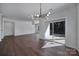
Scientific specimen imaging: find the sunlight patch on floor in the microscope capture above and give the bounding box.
[42,40,65,48]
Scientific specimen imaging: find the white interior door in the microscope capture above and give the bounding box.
[4,21,14,36]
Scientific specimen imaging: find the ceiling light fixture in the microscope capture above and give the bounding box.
[32,3,53,24]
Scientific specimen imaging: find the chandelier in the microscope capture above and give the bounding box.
[32,3,53,24]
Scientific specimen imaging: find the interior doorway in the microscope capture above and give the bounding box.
[4,21,14,37]
[45,18,65,39]
[43,18,65,48]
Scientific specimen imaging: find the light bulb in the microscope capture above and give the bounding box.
[47,14,49,16]
[37,14,39,17]
[48,12,51,15]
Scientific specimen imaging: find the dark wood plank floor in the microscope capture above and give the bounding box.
[0,34,78,56]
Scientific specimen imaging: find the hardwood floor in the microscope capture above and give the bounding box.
[0,34,79,56]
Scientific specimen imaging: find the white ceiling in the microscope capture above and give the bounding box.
[0,3,69,21]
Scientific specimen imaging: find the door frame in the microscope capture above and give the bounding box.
[4,21,15,36]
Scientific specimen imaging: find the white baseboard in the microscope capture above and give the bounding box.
[14,32,35,36]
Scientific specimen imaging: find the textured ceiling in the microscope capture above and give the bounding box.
[0,3,69,21]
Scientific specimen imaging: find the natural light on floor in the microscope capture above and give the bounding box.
[42,40,65,48]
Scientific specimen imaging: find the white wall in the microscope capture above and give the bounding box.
[77,4,79,51]
[0,14,2,41]
[15,21,35,36]
[3,18,35,36]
